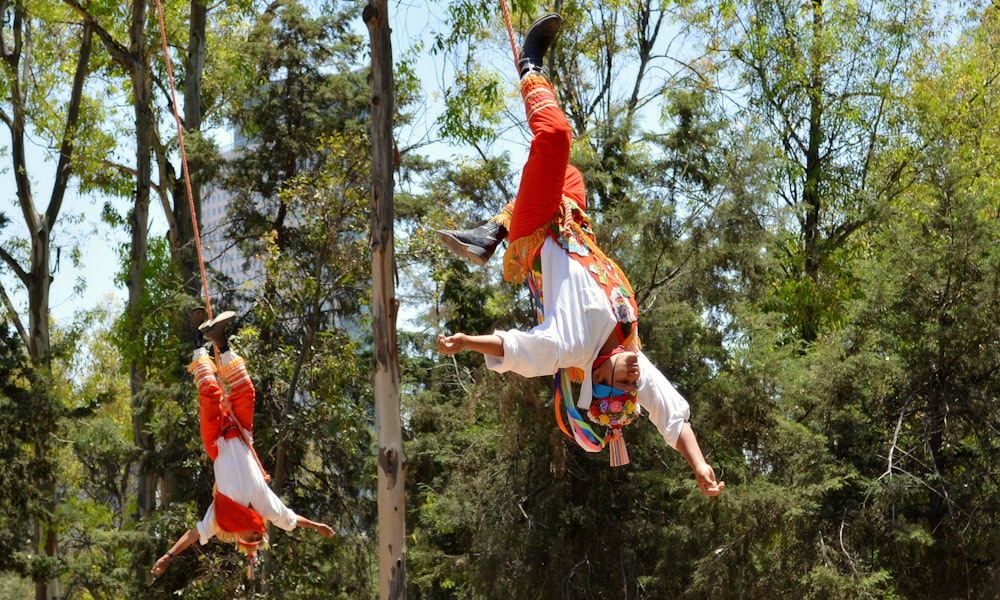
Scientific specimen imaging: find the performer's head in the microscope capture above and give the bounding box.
[591,346,640,395]
[236,530,267,580]
[238,530,264,546]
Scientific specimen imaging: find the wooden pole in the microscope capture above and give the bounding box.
[363,1,406,598]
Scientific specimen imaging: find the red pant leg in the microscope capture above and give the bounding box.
[509,75,576,242]
[220,354,255,436]
[192,357,224,461]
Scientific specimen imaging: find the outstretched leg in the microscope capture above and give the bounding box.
[436,15,585,265]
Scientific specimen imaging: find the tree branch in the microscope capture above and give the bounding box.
[0,281,28,346]
[62,0,134,68]
[46,21,93,227]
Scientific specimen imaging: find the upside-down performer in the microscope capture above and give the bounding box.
[436,14,724,496]
[151,309,334,577]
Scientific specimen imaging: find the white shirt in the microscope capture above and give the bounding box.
[196,435,298,544]
[485,237,690,448]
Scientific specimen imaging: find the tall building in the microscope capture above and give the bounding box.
[198,139,263,301]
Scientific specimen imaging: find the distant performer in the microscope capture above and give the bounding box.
[151,309,334,577]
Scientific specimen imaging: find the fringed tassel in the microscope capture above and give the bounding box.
[607,429,630,467]
[220,353,252,392]
[189,353,217,389]
[503,227,549,283]
[491,202,514,229]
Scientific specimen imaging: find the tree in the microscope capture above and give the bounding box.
[363,0,407,594]
[64,6,161,580]
[0,2,102,596]
[841,5,1000,595]
[682,0,930,344]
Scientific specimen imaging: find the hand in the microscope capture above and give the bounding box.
[315,523,335,538]
[437,333,465,355]
[298,517,336,538]
[694,462,725,497]
[151,554,171,576]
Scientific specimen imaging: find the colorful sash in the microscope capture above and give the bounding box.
[525,262,639,467]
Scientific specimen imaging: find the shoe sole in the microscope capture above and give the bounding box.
[199,310,236,333]
[436,232,489,266]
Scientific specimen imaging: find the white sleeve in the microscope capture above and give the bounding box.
[197,502,218,544]
[250,486,299,532]
[484,238,614,377]
[635,352,690,448]
[484,327,560,377]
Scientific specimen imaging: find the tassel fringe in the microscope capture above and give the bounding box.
[607,429,630,467]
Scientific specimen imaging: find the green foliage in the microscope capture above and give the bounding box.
[8,0,1000,598]
[0,327,51,577]
[0,572,32,600]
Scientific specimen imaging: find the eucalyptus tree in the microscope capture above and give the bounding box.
[0,1,111,597]
[63,1,169,558]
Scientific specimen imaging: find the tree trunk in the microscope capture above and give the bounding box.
[3,9,92,597]
[363,2,406,597]
[801,0,825,345]
[125,0,154,512]
[173,0,207,299]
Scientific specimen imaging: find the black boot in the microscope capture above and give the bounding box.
[190,307,207,348]
[436,221,508,266]
[519,14,562,78]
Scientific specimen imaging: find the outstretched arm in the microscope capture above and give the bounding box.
[437,333,505,357]
[151,528,199,575]
[675,422,725,497]
[296,516,335,538]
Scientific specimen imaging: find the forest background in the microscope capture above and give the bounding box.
[1,0,999,598]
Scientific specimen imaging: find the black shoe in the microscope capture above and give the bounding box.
[519,14,562,77]
[436,221,508,265]
[199,310,235,348]
[190,307,207,348]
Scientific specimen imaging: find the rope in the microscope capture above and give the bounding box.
[152,0,269,483]
[152,1,211,319]
[497,0,520,75]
